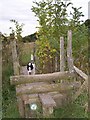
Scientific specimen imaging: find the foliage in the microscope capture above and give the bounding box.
[9,19,24,41]
[31,0,86,73]
[72,24,88,73]
[69,6,84,29]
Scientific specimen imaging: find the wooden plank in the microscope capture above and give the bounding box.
[10,71,75,85]
[60,37,65,72]
[16,82,75,96]
[67,30,74,72]
[39,94,56,117]
[39,94,56,107]
[74,66,88,80]
[73,66,88,101]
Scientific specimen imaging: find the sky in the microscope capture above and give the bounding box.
[0,0,89,37]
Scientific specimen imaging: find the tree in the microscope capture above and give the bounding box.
[69,7,84,30]
[9,19,24,41]
[32,0,86,73]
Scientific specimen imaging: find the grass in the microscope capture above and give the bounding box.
[54,101,88,118]
[2,62,20,118]
[54,90,88,118]
[19,52,31,66]
[3,100,20,118]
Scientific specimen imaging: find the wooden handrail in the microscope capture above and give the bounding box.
[74,66,88,80]
[10,71,75,85]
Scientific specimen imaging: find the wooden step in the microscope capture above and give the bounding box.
[52,93,68,108]
[39,94,56,107]
[39,94,56,117]
[16,82,74,96]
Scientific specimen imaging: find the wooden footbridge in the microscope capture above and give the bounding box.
[10,30,88,118]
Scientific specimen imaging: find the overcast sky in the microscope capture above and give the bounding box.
[0,0,89,37]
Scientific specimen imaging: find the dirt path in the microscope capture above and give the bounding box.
[20,66,28,75]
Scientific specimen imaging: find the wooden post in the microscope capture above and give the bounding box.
[17,96,25,118]
[10,34,20,75]
[67,30,74,73]
[55,56,58,72]
[60,37,65,72]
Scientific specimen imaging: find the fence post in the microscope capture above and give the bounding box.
[55,56,58,72]
[67,30,74,73]
[17,96,25,118]
[60,37,65,72]
[10,34,20,75]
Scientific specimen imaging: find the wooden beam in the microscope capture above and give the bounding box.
[74,66,88,80]
[10,71,75,85]
[73,66,88,101]
[16,82,74,96]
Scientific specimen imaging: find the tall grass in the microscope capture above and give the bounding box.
[2,62,20,118]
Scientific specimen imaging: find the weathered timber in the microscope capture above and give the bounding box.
[39,94,56,107]
[16,82,49,90]
[55,56,58,72]
[16,82,75,96]
[67,30,74,72]
[21,92,64,109]
[23,94,39,104]
[10,71,75,85]
[74,66,88,80]
[73,66,88,101]
[17,96,25,118]
[39,94,56,117]
[60,37,65,72]
[10,36,20,75]
[52,93,67,108]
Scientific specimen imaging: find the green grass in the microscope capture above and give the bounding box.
[54,90,88,118]
[3,101,20,118]
[2,62,19,118]
[54,103,87,118]
[19,52,31,66]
